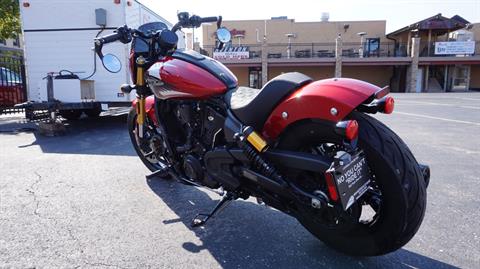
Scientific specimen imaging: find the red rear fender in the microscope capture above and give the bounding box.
[262,78,382,139]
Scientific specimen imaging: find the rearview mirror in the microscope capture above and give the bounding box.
[216,27,231,44]
[102,54,122,73]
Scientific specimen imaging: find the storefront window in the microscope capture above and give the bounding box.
[249,67,262,88]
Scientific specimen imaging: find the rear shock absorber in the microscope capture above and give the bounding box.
[236,126,328,208]
[236,127,284,184]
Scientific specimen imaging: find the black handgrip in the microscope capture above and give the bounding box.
[100,32,121,44]
[200,16,218,23]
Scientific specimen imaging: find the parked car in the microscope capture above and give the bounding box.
[0,67,25,107]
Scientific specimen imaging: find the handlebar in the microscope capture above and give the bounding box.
[171,13,220,32]
[98,32,122,44]
[97,13,219,46]
[94,13,221,59]
[95,25,132,47]
[199,16,218,23]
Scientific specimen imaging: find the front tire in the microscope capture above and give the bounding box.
[277,112,427,256]
[127,107,169,173]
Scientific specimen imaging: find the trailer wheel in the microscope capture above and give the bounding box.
[59,109,82,120]
[84,108,102,118]
[25,108,34,120]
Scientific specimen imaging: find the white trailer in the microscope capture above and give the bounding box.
[19,0,184,118]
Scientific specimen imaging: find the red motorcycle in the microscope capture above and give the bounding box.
[94,12,429,256]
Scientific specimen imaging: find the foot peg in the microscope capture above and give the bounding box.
[191,192,236,227]
[146,166,170,180]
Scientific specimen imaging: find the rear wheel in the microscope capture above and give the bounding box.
[127,107,170,173]
[276,112,427,256]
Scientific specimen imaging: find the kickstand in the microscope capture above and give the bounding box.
[191,192,236,227]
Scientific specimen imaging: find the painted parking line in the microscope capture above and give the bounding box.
[395,111,480,126]
[391,95,480,101]
[399,100,480,110]
[440,145,480,155]
[455,97,480,101]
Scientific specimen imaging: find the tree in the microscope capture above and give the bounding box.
[0,0,21,40]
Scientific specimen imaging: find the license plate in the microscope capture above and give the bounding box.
[328,151,371,210]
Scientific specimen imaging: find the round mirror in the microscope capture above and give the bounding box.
[102,54,122,73]
[216,27,231,43]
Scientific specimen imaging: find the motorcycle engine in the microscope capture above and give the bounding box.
[172,101,225,188]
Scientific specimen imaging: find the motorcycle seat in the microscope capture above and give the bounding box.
[226,72,312,132]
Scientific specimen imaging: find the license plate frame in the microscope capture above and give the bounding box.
[328,151,371,210]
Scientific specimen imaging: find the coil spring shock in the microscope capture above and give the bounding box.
[239,142,284,183]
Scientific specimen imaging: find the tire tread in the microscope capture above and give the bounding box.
[354,112,426,253]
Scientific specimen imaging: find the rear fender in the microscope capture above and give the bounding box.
[132,95,158,126]
[262,78,382,139]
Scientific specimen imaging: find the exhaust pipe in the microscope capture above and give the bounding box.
[241,168,328,209]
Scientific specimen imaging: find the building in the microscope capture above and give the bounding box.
[0,35,23,53]
[201,14,480,92]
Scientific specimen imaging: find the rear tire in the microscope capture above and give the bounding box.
[277,112,427,256]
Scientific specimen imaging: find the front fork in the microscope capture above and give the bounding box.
[135,56,147,138]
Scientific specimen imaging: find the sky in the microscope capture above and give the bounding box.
[139,0,479,43]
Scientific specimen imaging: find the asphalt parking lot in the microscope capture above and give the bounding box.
[1,92,479,269]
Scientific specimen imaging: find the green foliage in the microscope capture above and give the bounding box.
[0,0,21,40]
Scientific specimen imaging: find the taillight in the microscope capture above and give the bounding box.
[335,120,359,141]
[383,96,395,114]
[346,120,359,140]
[324,171,339,201]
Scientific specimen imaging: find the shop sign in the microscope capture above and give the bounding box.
[213,49,250,60]
[434,41,475,55]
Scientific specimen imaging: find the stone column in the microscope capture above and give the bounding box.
[193,42,201,53]
[335,35,343,78]
[424,66,430,92]
[408,37,420,92]
[261,42,268,86]
[406,32,412,56]
[465,65,471,91]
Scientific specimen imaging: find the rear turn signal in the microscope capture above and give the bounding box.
[335,120,359,141]
[383,96,395,114]
[324,171,339,201]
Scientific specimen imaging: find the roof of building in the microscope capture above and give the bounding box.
[387,13,470,37]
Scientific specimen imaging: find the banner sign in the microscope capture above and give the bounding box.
[213,51,250,60]
[434,41,475,55]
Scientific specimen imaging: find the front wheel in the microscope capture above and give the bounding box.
[277,112,427,256]
[127,107,170,173]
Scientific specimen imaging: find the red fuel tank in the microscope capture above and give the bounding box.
[147,53,237,100]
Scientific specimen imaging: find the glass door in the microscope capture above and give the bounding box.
[249,67,262,88]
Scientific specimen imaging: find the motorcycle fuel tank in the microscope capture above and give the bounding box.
[147,50,238,100]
